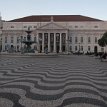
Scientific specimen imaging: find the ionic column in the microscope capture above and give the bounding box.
[42,34,44,53]
[65,33,68,53]
[53,33,56,52]
[48,33,50,52]
[36,33,39,52]
[59,33,62,52]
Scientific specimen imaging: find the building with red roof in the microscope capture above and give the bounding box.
[0,15,107,53]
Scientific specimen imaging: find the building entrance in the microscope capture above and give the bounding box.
[62,45,65,52]
[94,46,98,54]
[50,45,54,52]
[56,45,59,53]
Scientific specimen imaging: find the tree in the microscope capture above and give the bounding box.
[98,32,107,47]
[98,32,107,61]
[98,38,106,47]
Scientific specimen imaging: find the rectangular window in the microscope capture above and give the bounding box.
[56,33,60,42]
[88,46,91,51]
[24,26,27,28]
[75,37,78,43]
[44,33,48,44]
[17,37,20,43]
[24,37,26,41]
[75,46,77,51]
[39,33,42,44]
[75,26,78,28]
[62,33,66,44]
[95,37,97,43]
[81,37,83,43]
[50,33,54,43]
[88,37,91,43]
[81,46,83,51]
[69,46,72,51]
[5,37,7,43]
[94,26,98,28]
[11,37,14,43]
[34,26,37,28]
[69,37,72,43]
[39,33,42,39]
[17,45,19,51]
[11,26,14,28]
[5,45,7,51]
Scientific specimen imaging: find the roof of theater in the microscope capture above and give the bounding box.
[9,15,103,22]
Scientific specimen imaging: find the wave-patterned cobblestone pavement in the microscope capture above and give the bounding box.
[0,55,107,107]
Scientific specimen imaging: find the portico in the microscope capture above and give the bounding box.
[37,22,68,53]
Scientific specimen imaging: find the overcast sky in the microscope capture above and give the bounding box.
[0,0,107,21]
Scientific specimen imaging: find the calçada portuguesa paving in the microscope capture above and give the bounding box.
[0,55,107,107]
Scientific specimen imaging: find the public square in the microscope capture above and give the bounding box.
[0,55,107,107]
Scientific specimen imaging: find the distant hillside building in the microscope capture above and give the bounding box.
[1,15,107,53]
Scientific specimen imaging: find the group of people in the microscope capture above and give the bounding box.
[45,47,48,54]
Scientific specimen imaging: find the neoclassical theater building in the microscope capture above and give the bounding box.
[0,15,107,53]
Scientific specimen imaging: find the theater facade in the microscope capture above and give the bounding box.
[0,15,107,53]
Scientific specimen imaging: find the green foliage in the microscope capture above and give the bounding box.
[98,32,107,47]
[98,38,106,47]
[103,32,107,38]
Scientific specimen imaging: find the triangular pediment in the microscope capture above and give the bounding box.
[37,22,67,30]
